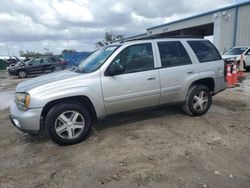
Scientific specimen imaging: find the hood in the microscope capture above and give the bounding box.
[221,54,240,60]
[16,70,80,92]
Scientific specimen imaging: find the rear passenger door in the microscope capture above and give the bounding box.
[156,40,198,104]
[42,58,53,73]
[244,49,250,66]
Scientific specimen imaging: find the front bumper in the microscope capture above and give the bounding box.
[9,103,42,134]
[8,69,18,76]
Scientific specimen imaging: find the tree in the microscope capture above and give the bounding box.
[61,49,77,54]
[19,50,43,59]
[95,31,124,48]
[19,50,54,59]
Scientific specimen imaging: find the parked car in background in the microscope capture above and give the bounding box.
[8,56,67,78]
[222,46,250,68]
[49,55,67,68]
[10,38,226,145]
[6,58,18,66]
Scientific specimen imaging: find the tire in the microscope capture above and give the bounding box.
[18,70,27,78]
[27,132,39,136]
[45,102,91,145]
[182,85,212,116]
[51,67,55,72]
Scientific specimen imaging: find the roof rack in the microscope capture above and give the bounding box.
[124,34,203,42]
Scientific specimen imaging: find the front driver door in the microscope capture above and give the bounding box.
[27,59,44,75]
[244,49,250,67]
[42,58,53,73]
[101,43,161,115]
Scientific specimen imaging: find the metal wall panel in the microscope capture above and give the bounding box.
[148,15,213,35]
[215,8,236,52]
[126,2,250,52]
[236,4,250,46]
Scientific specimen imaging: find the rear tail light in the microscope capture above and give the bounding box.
[224,60,227,81]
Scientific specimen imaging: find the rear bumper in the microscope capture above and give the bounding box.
[9,103,42,134]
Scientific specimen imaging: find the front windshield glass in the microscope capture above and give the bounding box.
[77,45,120,73]
[25,59,33,65]
[224,47,247,55]
[16,61,25,66]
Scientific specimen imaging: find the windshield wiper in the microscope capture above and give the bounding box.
[71,66,90,73]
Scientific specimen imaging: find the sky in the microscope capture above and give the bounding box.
[0,0,247,56]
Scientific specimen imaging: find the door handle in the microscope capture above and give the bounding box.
[146,76,156,81]
[186,71,195,75]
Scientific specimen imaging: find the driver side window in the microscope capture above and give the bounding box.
[112,43,154,74]
[246,49,250,55]
[32,59,42,65]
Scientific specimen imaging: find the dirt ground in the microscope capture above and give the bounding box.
[0,71,250,188]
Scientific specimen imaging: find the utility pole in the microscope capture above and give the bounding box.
[7,44,10,56]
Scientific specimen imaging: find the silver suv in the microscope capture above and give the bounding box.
[10,38,226,145]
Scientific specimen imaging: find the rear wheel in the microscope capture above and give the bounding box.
[45,103,91,145]
[51,67,55,72]
[182,85,212,116]
[18,70,27,78]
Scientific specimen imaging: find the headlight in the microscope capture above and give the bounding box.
[15,93,30,111]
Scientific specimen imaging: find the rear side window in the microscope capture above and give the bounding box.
[157,41,192,68]
[43,58,52,64]
[187,40,221,63]
[50,57,57,62]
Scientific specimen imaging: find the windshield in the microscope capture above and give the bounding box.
[16,61,25,66]
[25,59,33,65]
[77,45,120,73]
[224,47,247,55]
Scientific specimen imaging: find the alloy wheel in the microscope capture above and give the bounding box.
[19,71,26,78]
[192,90,208,111]
[55,111,85,139]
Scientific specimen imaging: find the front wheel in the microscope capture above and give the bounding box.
[182,85,212,116]
[45,103,91,145]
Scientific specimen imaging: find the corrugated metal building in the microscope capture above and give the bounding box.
[125,1,250,52]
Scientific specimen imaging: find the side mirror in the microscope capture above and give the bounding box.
[107,63,125,76]
[28,62,32,66]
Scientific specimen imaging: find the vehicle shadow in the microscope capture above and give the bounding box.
[93,104,184,131]
[19,104,184,145]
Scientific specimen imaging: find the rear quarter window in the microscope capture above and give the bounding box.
[187,40,221,63]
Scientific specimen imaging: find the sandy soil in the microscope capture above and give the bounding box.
[0,71,250,188]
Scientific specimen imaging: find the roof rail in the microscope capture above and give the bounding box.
[124,34,203,42]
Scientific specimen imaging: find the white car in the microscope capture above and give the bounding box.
[222,46,250,68]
